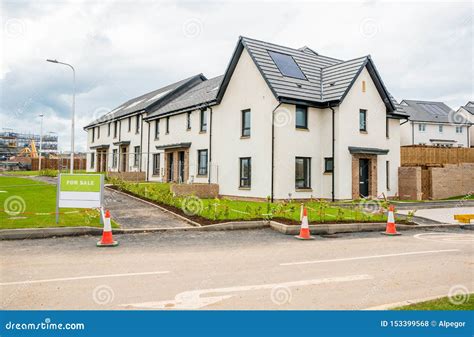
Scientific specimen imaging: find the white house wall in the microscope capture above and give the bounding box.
[212,48,279,199]
[400,121,469,147]
[337,67,400,199]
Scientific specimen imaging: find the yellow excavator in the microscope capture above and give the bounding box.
[17,139,38,158]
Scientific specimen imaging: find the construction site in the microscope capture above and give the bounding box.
[0,130,58,170]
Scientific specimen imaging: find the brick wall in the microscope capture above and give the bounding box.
[171,183,219,198]
[430,163,474,199]
[108,171,146,181]
[398,166,422,200]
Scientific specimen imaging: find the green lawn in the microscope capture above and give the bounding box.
[0,176,115,229]
[442,194,474,200]
[2,170,40,176]
[115,181,387,223]
[2,169,97,177]
[395,295,474,310]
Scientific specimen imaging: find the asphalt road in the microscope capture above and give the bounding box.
[1,228,473,310]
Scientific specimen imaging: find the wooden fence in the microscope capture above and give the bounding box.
[31,158,87,171]
[401,146,474,166]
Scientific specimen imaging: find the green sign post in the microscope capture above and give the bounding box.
[56,174,104,223]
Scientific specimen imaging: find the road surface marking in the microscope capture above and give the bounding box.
[280,249,459,266]
[414,233,474,243]
[0,271,170,286]
[122,274,372,309]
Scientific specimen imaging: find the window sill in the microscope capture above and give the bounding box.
[296,127,309,131]
[240,135,250,139]
[199,131,207,134]
[360,130,368,134]
[154,137,159,141]
[196,174,208,178]
[186,128,191,131]
[323,171,333,175]
[295,188,312,192]
[239,187,251,190]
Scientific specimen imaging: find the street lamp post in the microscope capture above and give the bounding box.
[46,59,75,174]
[38,114,44,171]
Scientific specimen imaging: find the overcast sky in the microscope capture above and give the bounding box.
[1,0,472,152]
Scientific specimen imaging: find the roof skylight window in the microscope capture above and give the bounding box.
[268,50,306,80]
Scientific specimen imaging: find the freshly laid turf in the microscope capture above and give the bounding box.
[0,176,115,229]
[395,295,474,310]
[113,181,387,224]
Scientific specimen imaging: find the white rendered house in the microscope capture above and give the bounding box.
[456,101,474,147]
[399,100,471,148]
[85,36,407,200]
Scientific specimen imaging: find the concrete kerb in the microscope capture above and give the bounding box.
[2,220,469,240]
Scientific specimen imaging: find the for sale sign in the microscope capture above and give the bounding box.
[56,174,104,222]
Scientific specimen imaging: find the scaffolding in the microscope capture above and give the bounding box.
[0,130,58,159]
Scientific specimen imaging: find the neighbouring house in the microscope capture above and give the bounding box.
[399,100,471,148]
[457,101,474,147]
[84,36,408,200]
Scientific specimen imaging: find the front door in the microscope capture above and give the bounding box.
[167,153,174,182]
[178,151,185,183]
[121,146,128,172]
[359,158,370,197]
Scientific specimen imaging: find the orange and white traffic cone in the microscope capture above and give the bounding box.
[295,207,315,240]
[97,210,119,247]
[382,205,401,236]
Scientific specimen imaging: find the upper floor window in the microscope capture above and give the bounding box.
[135,115,140,133]
[359,109,367,132]
[128,117,131,132]
[241,109,251,137]
[91,128,95,143]
[386,118,390,138]
[113,121,118,138]
[362,80,366,93]
[97,126,100,139]
[456,126,463,134]
[187,112,191,130]
[418,123,426,132]
[166,117,170,134]
[108,123,111,137]
[439,125,443,133]
[296,105,308,129]
[155,119,160,139]
[200,109,207,132]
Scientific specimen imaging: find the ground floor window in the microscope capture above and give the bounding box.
[239,157,251,188]
[197,149,208,176]
[133,146,140,167]
[153,153,160,175]
[295,157,311,189]
[90,152,95,168]
[324,157,333,173]
[112,149,118,168]
[386,160,390,190]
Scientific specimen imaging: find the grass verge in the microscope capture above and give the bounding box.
[110,180,390,225]
[395,295,474,310]
[0,176,117,229]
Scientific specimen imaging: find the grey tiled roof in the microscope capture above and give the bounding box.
[460,102,474,115]
[84,74,205,128]
[146,75,224,118]
[399,100,458,123]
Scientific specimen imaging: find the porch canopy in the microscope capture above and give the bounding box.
[155,142,191,150]
[348,146,389,155]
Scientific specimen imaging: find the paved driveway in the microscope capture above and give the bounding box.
[398,207,474,225]
[103,188,192,229]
